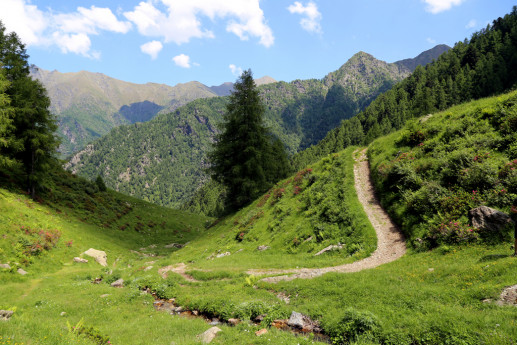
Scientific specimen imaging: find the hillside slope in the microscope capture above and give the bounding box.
[369,90,517,247]
[66,47,447,209]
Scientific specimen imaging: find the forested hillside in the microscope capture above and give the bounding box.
[66,48,446,209]
[31,67,225,157]
[293,8,517,169]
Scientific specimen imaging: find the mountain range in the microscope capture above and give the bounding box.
[64,45,450,209]
[30,66,276,156]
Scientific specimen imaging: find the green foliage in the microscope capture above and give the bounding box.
[68,50,422,213]
[0,20,60,198]
[324,308,381,345]
[209,69,290,209]
[369,90,517,247]
[293,7,517,169]
[95,175,107,192]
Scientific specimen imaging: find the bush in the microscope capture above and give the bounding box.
[325,308,381,345]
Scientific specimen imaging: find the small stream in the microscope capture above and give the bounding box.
[148,290,331,343]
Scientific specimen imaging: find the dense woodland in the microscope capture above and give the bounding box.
[293,7,517,169]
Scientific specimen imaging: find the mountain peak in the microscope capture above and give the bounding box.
[394,44,451,72]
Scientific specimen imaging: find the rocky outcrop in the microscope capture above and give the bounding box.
[468,206,513,232]
[314,244,344,256]
[84,248,108,266]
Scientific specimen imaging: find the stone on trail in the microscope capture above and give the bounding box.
[83,248,108,266]
[111,278,124,288]
[468,206,512,232]
[0,310,13,321]
[73,257,88,263]
[198,326,222,343]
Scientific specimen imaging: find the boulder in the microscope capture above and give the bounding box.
[198,326,222,343]
[73,257,88,263]
[0,263,10,269]
[0,310,13,321]
[255,328,268,336]
[84,248,107,266]
[496,284,517,306]
[227,318,240,326]
[17,268,27,275]
[110,278,124,288]
[287,311,318,331]
[314,244,344,256]
[469,206,512,232]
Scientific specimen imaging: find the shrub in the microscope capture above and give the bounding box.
[427,220,479,245]
[325,308,381,345]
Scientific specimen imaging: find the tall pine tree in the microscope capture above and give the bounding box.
[0,21,59,197]
[209,69,288,209]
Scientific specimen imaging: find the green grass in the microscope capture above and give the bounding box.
[171,146,377,270]
[368,90,517,248]
[2,128,517,344]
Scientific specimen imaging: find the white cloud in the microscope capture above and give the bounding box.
[173,54,192,68]
[287,1,322,34]
[466,19,477,29]
[141,40,163,59]
[0,0,48,45]
[54,6,131,35]
[229,64,243,77]
[427,37,437,44]
[124,0,274,47]
[423,0,464,14]
[0,0,130,58]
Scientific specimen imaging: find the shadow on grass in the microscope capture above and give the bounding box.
[478,254,511,262]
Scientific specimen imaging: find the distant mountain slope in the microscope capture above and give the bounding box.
[66,46,448,209]
[394,44,451,72]
[30,68,218,156]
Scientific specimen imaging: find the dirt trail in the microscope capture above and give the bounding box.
[247,148,406,283]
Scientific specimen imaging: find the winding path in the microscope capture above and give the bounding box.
[247,148,406,283]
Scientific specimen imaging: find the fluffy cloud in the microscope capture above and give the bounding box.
[124,0,274,47]
[141,40,163,59]
[287,1,322,34]
[423,0,464,14]
[0,0,130,58]
[229,64,243,77]
[0,0,47,45]
[427,37,437,44]
[173,54,192,68]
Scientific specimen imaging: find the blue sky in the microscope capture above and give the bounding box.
[0,0,514,87]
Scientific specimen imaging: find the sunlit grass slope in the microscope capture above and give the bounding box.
[172,147,376,270]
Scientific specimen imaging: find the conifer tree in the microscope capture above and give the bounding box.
[0,21,59,197]
[209,69,288,209]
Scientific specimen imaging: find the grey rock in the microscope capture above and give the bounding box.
[60,311,67,316]
[228,318,240,326]
[164,243,184,249]
[496,284,517,306]
[215,251,230,258]
[83,248,108,266]
[469,206,512,232]
[100,294,110,298]
[17,268,27,275]
[257,245,270,251]
[110,278,124,288]
[198,326,222,343]
[0,310,13,321]
[287,311,305,328]
[73,257,88,263]
[314,244,344,256]
[0,263,10,269]
[143,266,153,271]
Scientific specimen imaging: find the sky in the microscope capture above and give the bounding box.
[0,0,514,87]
